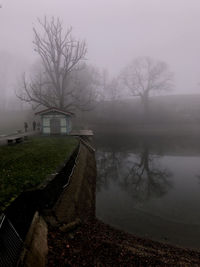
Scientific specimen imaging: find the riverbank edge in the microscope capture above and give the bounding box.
[47,139,200,266]
[48,217,200,266]
[89,122,200,136]
[18,140,96,267]
[18,138,200,266]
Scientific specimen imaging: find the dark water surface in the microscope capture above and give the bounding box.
[95,134,200,249]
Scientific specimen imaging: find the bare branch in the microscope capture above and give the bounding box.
[17,16,94,112]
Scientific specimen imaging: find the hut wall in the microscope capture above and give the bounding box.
[41,112,72,134]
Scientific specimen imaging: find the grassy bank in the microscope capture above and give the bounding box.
[0,136,78,211]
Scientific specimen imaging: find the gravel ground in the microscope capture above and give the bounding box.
[47,218,200,266]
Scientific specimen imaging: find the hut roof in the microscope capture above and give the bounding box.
[35,107,74,116]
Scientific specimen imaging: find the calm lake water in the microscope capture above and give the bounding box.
[95,134,200,249]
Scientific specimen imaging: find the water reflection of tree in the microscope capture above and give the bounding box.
[96,144,172,202]
[96,149,125,192]
[119,145,172,202]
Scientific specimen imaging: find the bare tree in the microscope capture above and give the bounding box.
[105,78,120,102]
[69,64,102,110]
[0,54,8,110]
[121,57,173,118]
[0,51,21,110]
[17,16,93,111]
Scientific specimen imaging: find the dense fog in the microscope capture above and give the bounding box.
[1,0,200,132]
[2,1,200,255]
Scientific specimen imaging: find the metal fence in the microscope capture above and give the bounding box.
[0,214,23,267]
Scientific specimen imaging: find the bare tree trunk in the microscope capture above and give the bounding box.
[141,92,149,122]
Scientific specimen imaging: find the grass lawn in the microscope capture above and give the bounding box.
[0,136,78,212]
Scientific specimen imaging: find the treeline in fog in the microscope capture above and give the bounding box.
[74,94,200,132]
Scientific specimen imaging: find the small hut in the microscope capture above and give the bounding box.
[35,107,74,135]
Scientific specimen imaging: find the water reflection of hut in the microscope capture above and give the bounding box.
[35,107,74,135]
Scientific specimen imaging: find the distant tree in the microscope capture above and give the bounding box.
[0,51,18,110]
[107,78,121,101]
[17,16,97,111]
[99,69,121,102]
[69,63,102,110]
[0,53,8,110]
[121,57,173,118]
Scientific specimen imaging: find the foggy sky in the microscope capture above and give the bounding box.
[0,0,200,94]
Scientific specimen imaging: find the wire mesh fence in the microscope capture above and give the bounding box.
[0,214,23,267]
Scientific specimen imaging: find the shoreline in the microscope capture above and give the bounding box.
[91,123,200,137]
[11,136,199,266]
[47,144,200,266]
[48,217,200,266]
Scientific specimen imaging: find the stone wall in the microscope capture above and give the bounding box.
[52,141,96,224]
[18,140,96,267]
[18,212,48,267]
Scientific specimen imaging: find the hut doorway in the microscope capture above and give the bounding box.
[50,118,60,134]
